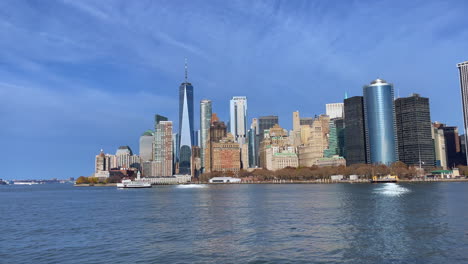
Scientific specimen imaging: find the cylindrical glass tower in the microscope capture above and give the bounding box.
[363,79,398,165]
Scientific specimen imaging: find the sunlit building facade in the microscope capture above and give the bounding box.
[230,96,248,143]
[154,121,173,176]
[458,61,468,165]
[200,99,212,173]
[139,130,154,162]
[326,103,344,119]
[363,79,398,165]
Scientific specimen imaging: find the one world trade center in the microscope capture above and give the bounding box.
[178,60,194,175]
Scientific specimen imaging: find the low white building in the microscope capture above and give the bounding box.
[330,175,344,181]
[209,177,242,183]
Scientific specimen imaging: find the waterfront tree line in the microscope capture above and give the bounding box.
[200,162,468,182]
[75,175,123,184]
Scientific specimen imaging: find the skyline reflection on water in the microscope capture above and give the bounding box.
[1,183,467,263]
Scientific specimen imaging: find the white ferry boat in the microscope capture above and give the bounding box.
[13,181,39,185]
[117,179,151,188]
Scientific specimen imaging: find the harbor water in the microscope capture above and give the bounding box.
[1,183,467,263]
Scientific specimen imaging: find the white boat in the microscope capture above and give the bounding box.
[117,179,151,188]
[13,181,39,185]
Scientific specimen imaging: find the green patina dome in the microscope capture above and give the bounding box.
[142,129,154,136]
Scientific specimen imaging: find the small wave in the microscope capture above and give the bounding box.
[176,184,207,189]
[374,183,410,197]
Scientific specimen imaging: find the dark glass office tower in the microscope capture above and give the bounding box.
[344,96,367,165]
[248,128,256,168]
[363,79,398,165]
[255,116,278,167]
[258,116,279,140]
[155,114,168,126]
[395,94,434,168]
[434,123,466,167]
[178,62,194,175]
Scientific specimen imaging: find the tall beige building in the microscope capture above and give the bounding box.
[292,111,302,147]
[293,111,301,132]
[297,115,330,167]
[240,143,249,169]
[432,124,447,169]
[259,124,298,170]
[94,149,119,177]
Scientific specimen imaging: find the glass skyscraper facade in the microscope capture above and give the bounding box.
[395,94,434,168]
[363,79,398,165]
[255,116,278,167]
[200,99,212,173]
[344,96,367,165]
[178,72,194,175]
[324,118,344,158]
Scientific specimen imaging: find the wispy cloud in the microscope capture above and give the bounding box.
[1,0,468,178]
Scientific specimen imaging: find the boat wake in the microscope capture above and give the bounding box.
[176,184,207,189]
[374,183,410,197]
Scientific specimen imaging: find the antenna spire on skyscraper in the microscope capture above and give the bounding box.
[185,58,188,82]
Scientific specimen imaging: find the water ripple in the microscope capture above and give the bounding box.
[1,183,468,263]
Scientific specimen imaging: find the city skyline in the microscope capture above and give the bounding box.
[2,0,468,179]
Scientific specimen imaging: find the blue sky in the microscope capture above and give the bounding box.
[1,0,467,180]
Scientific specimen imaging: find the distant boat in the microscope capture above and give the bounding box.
[117,179,151,188]
[13,181,39,185]
[370,175,399,183]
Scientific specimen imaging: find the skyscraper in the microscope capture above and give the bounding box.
[326,103,344,119]
[324,118,344,158]
[178,60,194,175]
[432,124,447,169]
[116,146,140,169]
[291,111,302,147]
[248,118,258,168]
[395,94,434,168]
[154,121,173,176]
[344,96,367,165]
[210,133,241,173]
[256,116,279,166]
[363,79,398,165]
[139,130,154,162]
[200,99,212,173]
[258,116,279,141]
[292,111,300,132]
[204,113,228,172]
[457,61,468,165]
[297,115,329,167]
[434,122,465,167]
[230,96,248,143]
[155,114,168,126]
